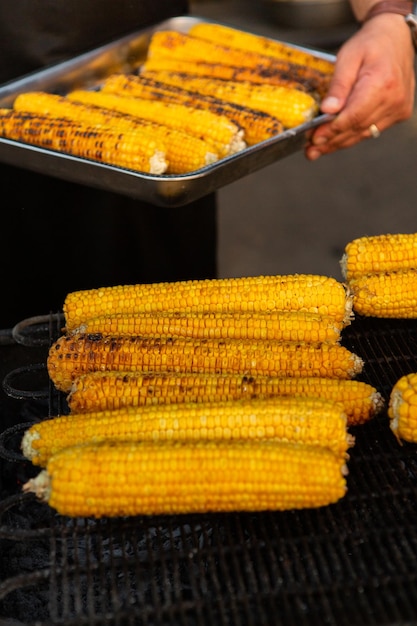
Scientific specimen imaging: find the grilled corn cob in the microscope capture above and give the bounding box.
[388,372,417,442]
[67,89,246,157]
[21,396,353,467]
[63,274,353,331]
[142,56,311,92]
[102,73,284,145]
[67,371,383,426]
[0,108,167,174]
[22,439,348,517]
[47,334,364,393]
[12,92,219,174]
[188,22,335,76]
[341,232,417,280]
[147,29,332,97]
[71,310,344,342]
[349,269,417,318]
[141,70,319,129]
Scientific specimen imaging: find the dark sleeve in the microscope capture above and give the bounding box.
[0,0,189,83]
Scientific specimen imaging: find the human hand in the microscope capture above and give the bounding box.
[305,13,415,160]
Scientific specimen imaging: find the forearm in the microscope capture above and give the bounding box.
[349,1,380,21]
[350,0,415,21]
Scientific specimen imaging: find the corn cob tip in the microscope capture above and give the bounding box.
[21,429,40,461]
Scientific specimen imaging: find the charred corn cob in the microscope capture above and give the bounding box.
[22,439,348,517]
[388,372,417,443]
[12,92,218,174]
[341,232,417,280]
[21,396,353,467]
[102,73,284,145]
[71,310,344,342]
[142,56,311,92]
[67,89,246,157]
[67,371,383,426]
[188,22,335,76]
[141,70,319,129]
[63,274,353,331]
[349,269,417,318]
[147,29,332,97]
[0,108,167,174]
[47,334,364,393]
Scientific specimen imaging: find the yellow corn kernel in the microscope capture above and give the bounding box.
[142,70,319,129]
[68,89,246,157]
[388,372,417,442]
[67,371,383,426]
[102,73,284,146]
[47,334,364,393]
[142,56,310,92]
[0,108,167,174]
[63,274,353,331]
[21,395,353,467]
[72,310,343,342]
[349,270,417,318]
[188,22,335,76]
[22,439,348,517]
[341,232,417,280]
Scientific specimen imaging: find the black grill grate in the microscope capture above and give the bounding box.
[1,315,417,625]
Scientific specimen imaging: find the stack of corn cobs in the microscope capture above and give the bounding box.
[23,271,389,519]
[0,22,335,175]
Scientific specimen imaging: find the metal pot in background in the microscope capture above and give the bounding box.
[261,0,354,29]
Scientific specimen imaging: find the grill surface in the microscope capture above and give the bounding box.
[1,315,417,625]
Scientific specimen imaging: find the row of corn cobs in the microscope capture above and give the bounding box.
[22,270,389,519]
[342,231,417,445]
[0,22,334,175]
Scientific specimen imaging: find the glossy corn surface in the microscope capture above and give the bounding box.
[341,232,417,280]
[72,310,343,342]
[67,371,383,426]
[63,274,353,331]
[388,372,417,442]
[47,334,364,393]
[142,70,319,129]
[23,439,348,517]
[102,73,284,145]
[22,396,352,466]
[68,89,246,157]
[188,22,335,75]
[349,270,417,318]
[0,108,167,174]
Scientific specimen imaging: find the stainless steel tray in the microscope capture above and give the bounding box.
[0,15,335,207]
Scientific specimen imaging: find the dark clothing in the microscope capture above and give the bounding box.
[0,0,217,329]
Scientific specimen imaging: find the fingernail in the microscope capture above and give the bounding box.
[312,136,328,147]
[307,148,322,161]
[321,96,341,113]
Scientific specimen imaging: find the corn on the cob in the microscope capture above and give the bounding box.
[188,22,335,76]
[102,73,284,146]
[71,310,343,342]
[349,269,417,318]
[0,108,167,174]
[67,89,246,157]
[67,371,383,426]
[341,232,417,280]
[63,274,353,332]
[22,439,348,517]
[141,70,319,129]
[147,29,331,97]
[142,56,311,93]
[12,93,219,175]
[388,372,417,443]
[21,396,353,467]
[47,334,364,393]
